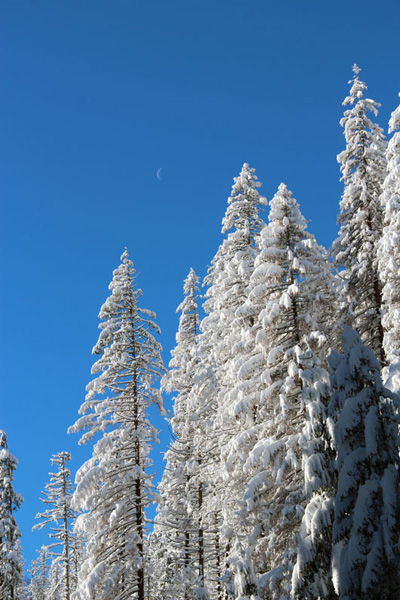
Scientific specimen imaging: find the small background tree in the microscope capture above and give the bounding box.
[154,268,201,599]
[33,451,75,600]
[0,430,24,600]
[29,546,50,600]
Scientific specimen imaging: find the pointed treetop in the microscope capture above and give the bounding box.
[174,267,200,346]
[176,267,200,321]
[116,248,137,281]
[221,162,266,238]
[268,182,308,232]
[338,66,385,184]
[0,430,7,449]
[51,451,72,465]
[182,267,200,298]
[278,181,288,192]
[120,247,134,269]
[107,248,140,299]
[344,64,369,106]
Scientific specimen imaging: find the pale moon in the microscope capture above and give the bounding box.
[156,168,163,180]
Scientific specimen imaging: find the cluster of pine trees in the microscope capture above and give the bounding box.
[2,65,400,600]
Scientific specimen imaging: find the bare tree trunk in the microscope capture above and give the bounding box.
[215,515,223,600]
[198,478,205,586]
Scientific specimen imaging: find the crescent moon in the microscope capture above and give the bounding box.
[156,168,163,180]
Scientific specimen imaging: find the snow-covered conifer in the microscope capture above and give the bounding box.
[29,546,50,600]
[378,95,400,367]
[69,249,165,600]
[191,163,266,597]
[292,350,337,599]
[33,452,75,600]
[203,163,266,322]
[329,326,400,599]
[147,529,177,600]
[69,530,85,596]
[332,65,387,365]
[154,268,201,599]
[0,430,24,600]
[163,268,200,400]
[226,184,332,598]
[47,560,63,600]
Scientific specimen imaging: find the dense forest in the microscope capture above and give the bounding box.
[2,65,400,600]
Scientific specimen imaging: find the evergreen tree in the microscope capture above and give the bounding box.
[378,95,400,367]
[47,560,63,600]
[147,528,178,600]
[329,326,400,599]
[291,350,337,599]
[69,530,85,596]
[226,184,331,599]
[0,430,24,600]
[191,163,266,598]
[69,249,165,600]
[332,65,387,365]
[29,546,50,600]
[154,267,201,599]
[9,540,25,600]
[33,452,75,600]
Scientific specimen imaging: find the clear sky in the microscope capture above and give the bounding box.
[1,0,399,571]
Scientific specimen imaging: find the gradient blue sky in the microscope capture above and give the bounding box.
[1,0,399,570]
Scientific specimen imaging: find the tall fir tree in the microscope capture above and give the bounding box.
[291,350,337,600]
[154,268,201,599]
[225,184,332,599]
[328,327,400,599]
[190,163,266,598]
[332,64,387,365]
[33,452,76,600]
[378,95,400,368]
[69,250,165,600]
[0,430,24,600]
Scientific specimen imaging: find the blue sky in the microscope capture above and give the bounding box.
[1,0,399,570]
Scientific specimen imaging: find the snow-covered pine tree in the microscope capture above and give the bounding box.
[29,546,50,600]
[33,452,75,600]
[190,163,266,598]
[154,268,201,599]
[47,560,63,600]
[329,326,400,599]
[69,530,85,596]
[225,184,332,599]
[332,65,387,365]
[291,350,337,600]
[378,95,400,368]
[0,430,24,600]
[147,528,176,600]
[69,249,165,600]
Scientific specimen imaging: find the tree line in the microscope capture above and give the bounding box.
[1,64,400,600]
